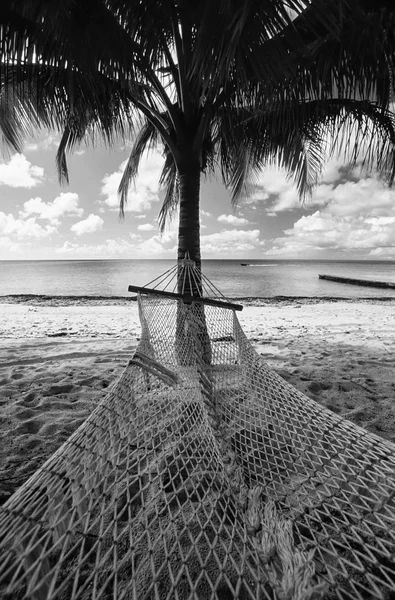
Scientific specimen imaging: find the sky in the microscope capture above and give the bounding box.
[1,129,395,261]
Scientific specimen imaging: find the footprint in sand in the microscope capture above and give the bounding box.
[77,376,98,387]
[23,391,36,403]
[23,438,42,451]
[14,408,36,421]
[43,383,75,396]
[10,372,24,380]
[307,381,333,394]
[338,381,354,392]
[14,418,43,435]
[327,403,341,414]
[39,423,61,436]
[36,399,78,411]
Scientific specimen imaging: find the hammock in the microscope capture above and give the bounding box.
[0,259,395,600]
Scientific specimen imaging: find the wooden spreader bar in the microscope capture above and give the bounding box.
[128,285,243,311]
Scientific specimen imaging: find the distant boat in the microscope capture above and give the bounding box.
[240,263,277,267]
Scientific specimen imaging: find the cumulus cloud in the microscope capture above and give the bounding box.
[0,212,57,240]
[159,229,177,245]
[369,247,395,258]
[137,223,156,231]
[0,235,22,253]
[201,229,264,255]
[24,133,61,153]
[71,214,104,236]
[0,154,44,188]
[242,126,391,215]
[248,167,292,208]
[21,193,83,224]
[24,142,39,152]
[266,176,395,258]
[247,166,330,215]
[101,149,163,213]
[201,210,212,218]
[0,191,85,251]
[56,233,176,258]
[218,214,250,226]
[138,236,174,255]
[322,179,395,218]
[57,239,133,257]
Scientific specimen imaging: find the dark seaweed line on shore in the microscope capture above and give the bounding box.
[0,294,395,307]
[0,294,133,306]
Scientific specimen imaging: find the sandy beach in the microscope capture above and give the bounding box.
[0,297,394,505]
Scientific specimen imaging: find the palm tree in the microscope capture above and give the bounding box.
[1,0,395,297]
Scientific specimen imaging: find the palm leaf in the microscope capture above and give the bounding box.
[118,119,159,216]
[2,0,395,248]
[158,150,179,232]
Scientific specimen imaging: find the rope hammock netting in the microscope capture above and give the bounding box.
[0,257,395,600]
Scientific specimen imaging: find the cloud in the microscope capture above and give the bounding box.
[322,179,395,218]
[0,235,22,253]
[266,176,395,258]
[218,214,250,226]
[369,247,395,258]
[129,233,143,242]
[248,167,292,206]
[0,154,44,188]
[201,229,264,255]
[54,228,178,259]
[24,143,39,152]
[101,149,163,213]
[21,192,83,224]
[242,126,392,215]
[56,233,176,258]
[57,239,134,257]
[137,223,156,231]
[201,210,212,218]
[137,236,174,255]
[24,133,61,153]
[71,214,104,236]
[0,212,57,240]
[158,229,177,244]
[246,166,325,214]
[0,190,83,245]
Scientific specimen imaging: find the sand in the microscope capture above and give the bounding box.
[0,297,394,505]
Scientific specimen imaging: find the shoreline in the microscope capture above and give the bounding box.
[1,293,395,308]
[1,296,395,340]
[1,298,394,503]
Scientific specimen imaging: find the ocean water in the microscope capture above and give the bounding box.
[0,259,395,299]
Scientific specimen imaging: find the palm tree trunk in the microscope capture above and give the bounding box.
[176,160,212,364]
[177,160,202,294]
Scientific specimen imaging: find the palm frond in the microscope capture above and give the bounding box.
[118,119,159,216]
[56,122,90,185]
[215,96,395,209]
[158,151,178,232]
[0,87,36,151]
[2,0,395,237]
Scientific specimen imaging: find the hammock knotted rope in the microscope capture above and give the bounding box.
[0,258,395,600]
